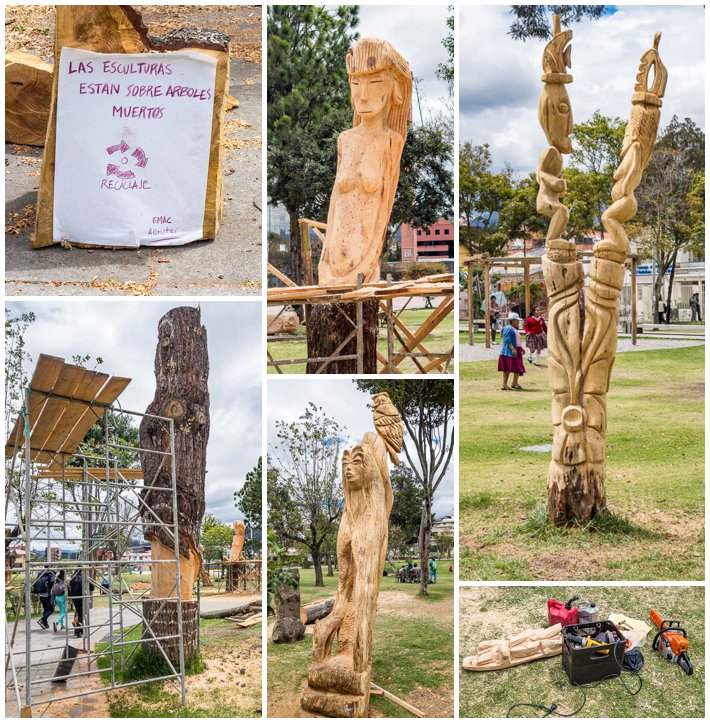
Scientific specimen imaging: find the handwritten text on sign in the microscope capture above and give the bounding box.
[53,47,217,247]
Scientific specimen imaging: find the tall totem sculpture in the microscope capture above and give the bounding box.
[537,16,666,523]
[300,393,403,718]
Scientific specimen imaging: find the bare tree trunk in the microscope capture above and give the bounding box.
[312,546,324,587]
[418,496,432,596]
[272,568,305,644]
[289,210,303,285]
[666,247,679,323]
[140,306,209,664]
[326,551,334,577]
[306,301,378,374]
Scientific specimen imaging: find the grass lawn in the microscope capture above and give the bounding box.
[103,619,261,717]
[268,308,455,374]
[459,586,705,718]
[459,346,705,581]
[267,565,454,717]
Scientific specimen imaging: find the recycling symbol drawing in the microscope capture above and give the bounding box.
[105,140,149,179]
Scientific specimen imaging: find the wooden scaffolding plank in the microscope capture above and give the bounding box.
[5,354,64,456]
[34,369,109,464]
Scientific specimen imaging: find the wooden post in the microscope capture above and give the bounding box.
[467,260,474,346]
[484,262,491,349]
[524,261,531,319]
[300,221,314,286]
[631,255,638,345]
[386,275,394,373]
[356,273,365,375]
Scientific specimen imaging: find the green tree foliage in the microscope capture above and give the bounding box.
[268,403,345,587]
[507,5,606,41]
[635,117,705,319]
[436,7,454,95]
[266,531,299,613]
[389,464,424,544]
[355,381,454,596]
[267,5,360,282]
[201,514,234,562]
[235,456,262,530]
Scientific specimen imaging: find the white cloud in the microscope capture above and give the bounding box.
[6,299,262,525]
[267,378,454,517]
[460,4,705,173]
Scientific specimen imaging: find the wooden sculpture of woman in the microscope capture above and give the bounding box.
[318,38,412,286]
[301,394,403,718]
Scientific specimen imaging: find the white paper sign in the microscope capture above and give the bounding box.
[53,47,217,247]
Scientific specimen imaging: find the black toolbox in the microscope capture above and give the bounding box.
[562,621,627,685]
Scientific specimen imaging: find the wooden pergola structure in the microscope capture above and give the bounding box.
[463,252,640,348]
[267,264,454,375]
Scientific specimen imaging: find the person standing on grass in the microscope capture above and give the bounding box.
[52,570,67,633]
[428,557,437,584]
[498,312,525,390]
[489,295,500,342]
[32,566,55,630]
[524,306,548,365]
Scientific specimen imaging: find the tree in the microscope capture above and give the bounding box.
[267,5,360,283]
[459,142,512,256]
[268,403,345,587]
[389,464,424,544]
[235,456,262,531]
[355,381,454,596]
[435,6,454,96]
[635,117,705,320]
[433,533,454,558]
[201,515,233,561]
[507,5,606,41]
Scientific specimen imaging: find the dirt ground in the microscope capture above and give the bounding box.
[5,5,262,296]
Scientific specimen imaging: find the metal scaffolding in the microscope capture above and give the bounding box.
[4,356,187,716]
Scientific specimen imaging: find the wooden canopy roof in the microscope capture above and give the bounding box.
[5,354,131,464]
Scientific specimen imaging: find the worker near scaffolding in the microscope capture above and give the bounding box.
[31,566,55,630]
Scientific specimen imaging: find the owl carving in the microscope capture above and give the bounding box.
[372,392,404,465]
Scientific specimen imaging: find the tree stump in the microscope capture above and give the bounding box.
[306,302,378,374]
[5,51,53,146]
[272,568,306,644]
[142,599,199,664]
[139,306,209,664]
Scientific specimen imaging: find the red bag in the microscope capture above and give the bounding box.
[548,596,579,627]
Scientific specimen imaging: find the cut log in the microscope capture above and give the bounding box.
[272,568,305,644]
[300,598,335,625]
[200,601,261,620]
[5,51,53,146]
[306,301,378,374]
[267,311,300,335]
[234,613,262,628]
[142,600,199,664]
[140,306,210,664]
[34,5,230,248]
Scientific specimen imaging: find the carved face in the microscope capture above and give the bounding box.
[342,444,372,491]
[539,83,573,154]
[350,70,393,122]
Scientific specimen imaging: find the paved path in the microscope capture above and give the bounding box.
[5,59,262,297]
[5,591,258,714]
[459,335,704,363]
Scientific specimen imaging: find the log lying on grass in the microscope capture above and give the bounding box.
[200,600,261,620]
[5,51,53,146]
[300,598,334,625]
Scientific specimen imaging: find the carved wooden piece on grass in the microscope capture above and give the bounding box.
[538,17,666,523]
[307,39,412,373]
[462,624,563,671]
[139,306,210,663]
[300,393,403,717]
[34,5,229,248]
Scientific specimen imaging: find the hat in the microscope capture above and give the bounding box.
[507,312,521,321]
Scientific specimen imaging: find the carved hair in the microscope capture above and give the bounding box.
[346,37,412,141]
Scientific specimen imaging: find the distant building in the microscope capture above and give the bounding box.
[432,515,454,538]
[401,218,455,262]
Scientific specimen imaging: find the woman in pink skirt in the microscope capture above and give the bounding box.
[498,312,525,390]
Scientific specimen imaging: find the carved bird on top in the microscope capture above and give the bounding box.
[372,392,403,465]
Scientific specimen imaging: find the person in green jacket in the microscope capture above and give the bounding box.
[428,557,438,584]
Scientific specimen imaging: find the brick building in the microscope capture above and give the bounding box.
[401,218,454,262]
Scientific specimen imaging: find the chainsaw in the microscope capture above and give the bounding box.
[650,609,693,675]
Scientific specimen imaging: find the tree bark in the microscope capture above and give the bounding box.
[272,568,305,644]
[306,301,378,374]
[300,598,335,625]
[139,306,209,664]
[326,551,334,577]
[418,497,432,596]
[289,210,303,285]
[312,546,324,587]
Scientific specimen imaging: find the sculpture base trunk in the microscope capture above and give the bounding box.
[547,461,606,524]
[306,302,378,374]
[141,599,199,665]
